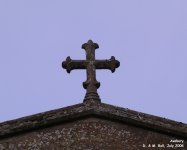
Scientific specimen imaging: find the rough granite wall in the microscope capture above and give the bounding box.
[0,117,186,150]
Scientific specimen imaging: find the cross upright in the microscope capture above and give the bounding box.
[62,40,120,103]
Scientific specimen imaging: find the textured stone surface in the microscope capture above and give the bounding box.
[0,117,186,150]
[62,40,120,102]
[0,100,186,149]
[0,101,186,139]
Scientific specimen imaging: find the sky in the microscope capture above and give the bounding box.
[0,1,186,123]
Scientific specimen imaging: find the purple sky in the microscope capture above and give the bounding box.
[0,1,187,123]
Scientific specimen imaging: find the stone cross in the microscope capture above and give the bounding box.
[62,40,120,102]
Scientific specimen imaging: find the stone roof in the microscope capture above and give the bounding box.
[0,100,187,140]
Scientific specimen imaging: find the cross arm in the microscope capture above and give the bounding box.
[62,56,87,73]
[95,56,120,73]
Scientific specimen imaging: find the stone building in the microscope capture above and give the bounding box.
[0,40,186,150]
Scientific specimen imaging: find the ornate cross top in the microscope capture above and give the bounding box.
[62,40,120,102]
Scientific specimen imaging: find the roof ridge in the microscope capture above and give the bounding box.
[0,102,187,139]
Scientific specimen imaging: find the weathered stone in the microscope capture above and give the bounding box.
[62,40,120,102]
[0,101,186,149]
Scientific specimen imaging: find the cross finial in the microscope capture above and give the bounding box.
[62,40,120,103]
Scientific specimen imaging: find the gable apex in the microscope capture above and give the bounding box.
[0,100,187,139]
